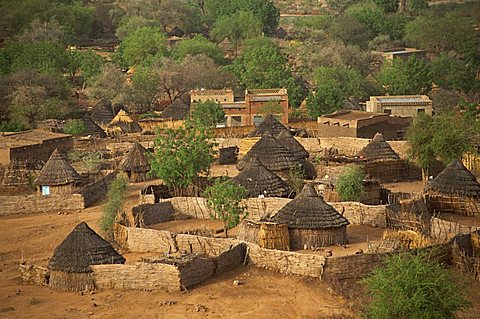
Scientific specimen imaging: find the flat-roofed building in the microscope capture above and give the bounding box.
[366,95,433,117]
[317,110,411,140]
[378,48,426,64]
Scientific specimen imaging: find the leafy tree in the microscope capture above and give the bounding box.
[363,251,470,318]
[16,18,65,43]
[149,121,216,196]
[0,120,27,132]
[376,57,432,95]
[46,3,95,44]
[100,173,128,239]
[329,15,373,48]
[211,11,261,57]
[306,84,344,119]
[408,0,428,15]
[204,179,247,237]
[205,0,280,35]
[314,66,367,100]
[115,15,160,40]
[88,64,128,106]
[116,26,167,66]
[63,119,86,135]
[69,150,104,174]
[190,100,225,128]
[373,0,398,13]
[336,165,365,201]
[69,50,105,86]
[430,53,479,96]
[258,101,284,116]
[228,38,307,108]
[171,35,225,64]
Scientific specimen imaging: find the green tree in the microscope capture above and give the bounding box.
[116,26,167,66]
[306,84,344,118]
[314,66,367,100]
[336,165,365,201]
[88,64,128,106]
[363,251,470,318]
[408,0,428,15]
[204,179,247,237]
[149,121,217,196]
[373,0,398,13]
[211,11,261,57]
[16,18,65,43]
[115,15,160,40]
[431,53,479,96]
[190,100,225,128]
[171,35,225,64]
[258,101,284,116]
[63,119,86,135]
[100,173,128,239]
[376,57,432,95]
[70,50,105,85]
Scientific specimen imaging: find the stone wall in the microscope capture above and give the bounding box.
[0,194,85,216]
[330,202,388,228]
[78,172,117,207]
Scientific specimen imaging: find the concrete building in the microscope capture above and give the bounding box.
[190,88,289,127]
[366,95,433,117]
[378,48,426,65]
[317,110,411,140]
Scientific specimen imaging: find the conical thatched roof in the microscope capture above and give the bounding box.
[35,149,80,186]
[237,133,302,172]
[271,184,350,229]
[425,160,480,197]
[111,109,134,123]
[275,27,290,40]
[90,101,114,125]
[232,157,293,198]
[119,142,150,173]
[247,114,289,137]
[275,129,309,159]
[48,222,125,273]
[83,115,107,138]
[168,26,185,38]
[161,99,190,120]
[357,133,400,161]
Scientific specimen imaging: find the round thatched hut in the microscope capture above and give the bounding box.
[34,149,81,195]
[48,222,125,292]
[247,114,289,137]
[424,160,480,216]
[90,101,115,126]
[357,132,400,161]
[232,157,293,198]
[270,184,350,249]
[161,99,190,121]
[119,142,150,182]
[275,129,309,160]
[237,132,302,172]
[107,109,142,134]
[82,115,107,138]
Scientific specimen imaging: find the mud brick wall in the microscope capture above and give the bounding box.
[78,172,117,207]
[121,227,178,253]
[178,256,216,289]
[0,194,84,216]
[216,243,247,274]
[330,202,388,228]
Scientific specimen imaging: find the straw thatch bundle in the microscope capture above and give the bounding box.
[233,157,293,198]
[48,222,125,273]
[357,133,400,161]
[247,114,289,137]
[382,229,431,250]
[237,219,261,244]
[270,184,350,249]
[258,222,290,250]
[83,115,107,138]
[275,129,309,159]
[161,99,190,120]
[237,133,302,172]
[219,146,238,165]
[34,149,80,187]
[90,101,114,125]
[107,109,142,134]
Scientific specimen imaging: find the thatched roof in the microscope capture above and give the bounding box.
[111,109,134,123]
[83,115,107,138]
[161,99,190,120]
[119,142,150,173]
[357,133,400,161]
[237,133,302,172]
[233,157,293,198]
[35,149,80,186]
[247,114,289,137]
[425,160,480,197]
[275,27,290,40]
[48,222,125,273]
[275,129,309,159]
[271,184,350,229]
[90,101,114,125]
[108,121,142,133]
[168,26,185,38]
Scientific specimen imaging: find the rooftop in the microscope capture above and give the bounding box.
[321,110,390,121]
[0,130,72,149]
[370,95,431,105]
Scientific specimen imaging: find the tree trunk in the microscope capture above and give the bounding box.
[421,167,429,186]
[224,225,228,238]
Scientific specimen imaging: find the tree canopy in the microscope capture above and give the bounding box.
[171,35,225,65]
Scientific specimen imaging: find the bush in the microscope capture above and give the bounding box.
[363,251,470,318]
[100,174,128,239]
[0,120,27,132]
[63,119,85,135]
[336,165,364,201]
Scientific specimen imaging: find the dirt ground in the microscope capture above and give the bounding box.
[0,182,355,319]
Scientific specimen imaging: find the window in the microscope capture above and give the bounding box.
[383,109,392,114]
[216,116,227,128]
[41,186,50,196]
[231,116,242,127]
[417,108,425,114]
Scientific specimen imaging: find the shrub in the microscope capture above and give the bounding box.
[68,150,103,174]
[63,119,85,135]
[100,174,128,239]
[363,251,470,318]
[336,165,364,201]
[287,166,305,195]
[0,120,27,132]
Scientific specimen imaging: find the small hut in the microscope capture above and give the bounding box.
[232,157,293,198]
[161,99,190,121]
[357,132,400,161]
[107,109,142,134]
[274,27,291,40]
[90,101,115,125]
[168,26,185,38]
[119,142,150,182]
[48,222,125,291]
[237,132,302,173]
[270,184,350,249]
[275,129,309,160]
[247,114,289,137]
[82,115,107,138]
[425,160,480,216]
[34,149,81,195]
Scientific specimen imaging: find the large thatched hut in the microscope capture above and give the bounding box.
[161,99,190,121]
[270,184,350,249]
[119,142,150,182]
[82,115,107,138]
[34,149,80,195]
[90,101,115,125]
[247,114,289,137]
[275,129,309,160]
[48,222,125,291]
[357,132,400,161]
[425,160,480,216]
[232,157,293,198]
[237,133,302,173]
